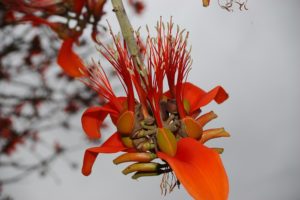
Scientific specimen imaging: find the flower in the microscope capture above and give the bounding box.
[3,0,111,77]
[18,14,85,77]
[81,19,230,200]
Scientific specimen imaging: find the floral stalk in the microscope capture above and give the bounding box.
[111,0,147,88]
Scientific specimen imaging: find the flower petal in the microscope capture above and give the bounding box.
[82,133,127,176]
[182,82,228,114]
[157,138,229,200]
[81,105,118,139]
[57,38,85,77]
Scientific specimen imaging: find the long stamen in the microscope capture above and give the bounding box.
[96,26,135,112]
[80,60,122,112]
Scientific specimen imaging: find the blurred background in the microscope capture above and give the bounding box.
[1,0,299,199]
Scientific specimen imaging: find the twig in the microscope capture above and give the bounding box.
[111,0,147,88]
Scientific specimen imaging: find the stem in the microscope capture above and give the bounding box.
[111,0,146,86]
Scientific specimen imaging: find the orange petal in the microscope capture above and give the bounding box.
[57,38,85,77]
[81,105,118,139]
[82,133,127,176]
[182,82,229,114]
[157,138,229,200]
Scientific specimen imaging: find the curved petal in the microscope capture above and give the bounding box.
[82,133,127,176]
[182,82,228,114]
[57,38,85,77]
[157,138,229,200]
[81,104,118,139]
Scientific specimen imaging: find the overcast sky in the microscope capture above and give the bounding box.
[3,0,300,199]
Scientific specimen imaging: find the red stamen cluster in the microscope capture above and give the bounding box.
[81,19,229,199]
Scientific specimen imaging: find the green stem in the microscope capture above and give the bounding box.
[111,0,147,87]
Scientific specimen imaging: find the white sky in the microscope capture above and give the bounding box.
[3,0,300,199]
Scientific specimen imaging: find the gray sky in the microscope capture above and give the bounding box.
[4,0,300,199]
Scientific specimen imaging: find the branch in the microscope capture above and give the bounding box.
[111,0,147,88]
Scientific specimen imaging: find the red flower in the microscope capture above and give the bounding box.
[17,14,85,77]
[81,19,230,200]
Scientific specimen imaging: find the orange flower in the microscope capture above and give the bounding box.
[81,19,230,200]
[5,1,114,78]
[18,14,85,77]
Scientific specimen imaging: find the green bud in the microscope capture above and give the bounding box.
[156,128,177,157]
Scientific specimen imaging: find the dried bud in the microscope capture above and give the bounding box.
[202,0,210,7]
[166,99,177,113]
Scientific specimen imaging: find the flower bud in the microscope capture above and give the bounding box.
[182,117,203,139]
[131,172,160,180]
[200,128,230,143]
[113,152,157,164]
[137,142,155,152]
[117,111,135,136]
[121,136,134,148]
[196,111,217,128]
[156,128,177,157]
[122,162,159,175]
